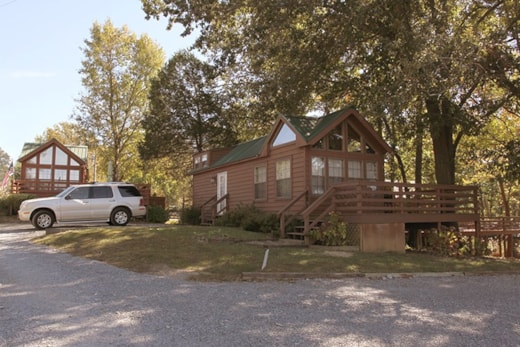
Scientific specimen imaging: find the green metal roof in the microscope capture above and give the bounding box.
[285,108,345,141]
[211,136,267,168]
[201,107,372,171]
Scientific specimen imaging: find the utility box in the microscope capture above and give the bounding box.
[360,223,405,252]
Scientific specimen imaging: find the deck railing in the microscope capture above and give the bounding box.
[282,181,480,236]
[11,180,71,197]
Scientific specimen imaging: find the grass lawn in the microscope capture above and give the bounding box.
[32,224,520,281]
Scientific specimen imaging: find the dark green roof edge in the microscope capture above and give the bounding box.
[210,136,267,168]
[284,108,350,141]
[196,107,358,172]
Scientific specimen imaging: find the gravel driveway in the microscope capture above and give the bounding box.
[1,224,519,347]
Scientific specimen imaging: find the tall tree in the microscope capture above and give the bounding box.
[35,122,86,145]
[140,51,237,159]
[0,148,11,177]
[75,20,164,181]
[142,0,517,185]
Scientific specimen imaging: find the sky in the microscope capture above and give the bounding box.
[0,0,194,162]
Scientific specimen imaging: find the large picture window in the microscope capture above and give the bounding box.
[276,159,291,198]
[254,166,267,200]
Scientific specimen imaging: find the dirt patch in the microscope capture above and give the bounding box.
[323,250,354,258]
[245,239,308,247]
[147,264,200,280]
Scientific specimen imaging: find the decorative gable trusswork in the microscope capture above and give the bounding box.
[14,138,88,197]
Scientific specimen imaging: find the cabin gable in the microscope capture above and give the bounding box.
[14,138,88,197]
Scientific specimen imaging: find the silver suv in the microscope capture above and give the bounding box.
[18,183,147,229]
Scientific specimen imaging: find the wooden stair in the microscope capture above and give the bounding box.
[286,220,324,244]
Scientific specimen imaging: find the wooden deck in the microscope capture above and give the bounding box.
[280,181,480,237]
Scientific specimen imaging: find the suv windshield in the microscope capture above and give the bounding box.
[56,186,76,198]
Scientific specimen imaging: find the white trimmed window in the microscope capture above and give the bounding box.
[254,166,267,200]
[276,159,291,198]
[311,157,325,195]
[348,160,362,178]
[328,159,344,186]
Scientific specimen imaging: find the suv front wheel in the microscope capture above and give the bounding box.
[110,207,131,226]
[32,210,55,229]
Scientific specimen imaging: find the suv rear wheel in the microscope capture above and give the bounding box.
[110,207,130,226]
[32,210,55,229]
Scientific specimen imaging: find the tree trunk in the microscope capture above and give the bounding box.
[497,176,510,217]
[425,96,456,185]
[414,116,424,184]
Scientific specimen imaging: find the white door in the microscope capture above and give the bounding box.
[59,186,91,221]
[217,172,227,215]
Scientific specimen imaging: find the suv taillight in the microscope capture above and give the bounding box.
[139,198,144,206]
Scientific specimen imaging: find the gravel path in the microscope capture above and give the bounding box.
[1,224,519,347]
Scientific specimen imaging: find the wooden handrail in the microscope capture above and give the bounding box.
[278,190,308,238]
[199,193,229,225]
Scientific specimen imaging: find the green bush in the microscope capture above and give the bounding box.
[0,194,36,216]
[216,204,279,233]
[146,205,169,223]
[179,206,201,225]
[215,203,257,227]
[310,212,358,246]
[241,212,279,233]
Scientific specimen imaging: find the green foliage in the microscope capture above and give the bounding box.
[215,204,279,233]
[0,194,36,216]
[142,0,517,188]
[75,19,164,182]
[179,206,201,225]
[140,51,238,159]
[146,205,169,223]
[311,212,359,246]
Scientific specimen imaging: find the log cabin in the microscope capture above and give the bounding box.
[190,107,480,252]
[13,138,88,197]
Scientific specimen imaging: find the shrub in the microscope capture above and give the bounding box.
[215,204,257,227]
[0,194,36,216]
[146,205,169,223]
[179,206,201,225]
[311,212,355,246]
[241,212,279,233]
[215,204,279,233]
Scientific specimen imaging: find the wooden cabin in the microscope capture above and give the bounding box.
[191,108,480,252]
[13,138,88,197]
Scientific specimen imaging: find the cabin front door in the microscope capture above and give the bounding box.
[217,172,227,215]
